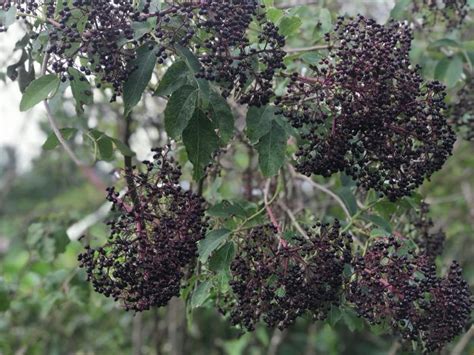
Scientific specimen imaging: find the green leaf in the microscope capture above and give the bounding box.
[42,128,78,150]
[207,200,247,218]
[328,305,342,327]
[111,138,135,157]
[68,68,93,113]
[209,242,235,273]
[337,187,358,216]
[390,0,410,20]
[267,8,284,23]
[435,55,464,88]
[164,85,198,138]
[175,44,210,106]
[363,214,393,233]
[198,229,231,263]
[154,60,190,97]
[88,129,115,161]
[209,91,234,144]
[123,45,157,116]
[428,38,461,50]
[53,229,70,255]
[20,74,59,111]
[246,105,277,143]
[279,16,302,37]
[182,109,219,180]
[370,228,391,238]
[255,121,287,177]
[318,8,332,34]
[190,281,212,309]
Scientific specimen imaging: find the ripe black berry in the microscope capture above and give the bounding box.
[276,16,456,201]
[228,221,352,331]
[78,147,208,311]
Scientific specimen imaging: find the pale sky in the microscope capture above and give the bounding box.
[0,24,45,172]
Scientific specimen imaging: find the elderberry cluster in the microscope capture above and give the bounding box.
[228,221,352,331]
[152,1,286,106]
[450,78,474,140]
[276,16,456,201]
[349,236,472,353]
[413,0,469,29]
[78,147,207,311]
[409,201,445,260]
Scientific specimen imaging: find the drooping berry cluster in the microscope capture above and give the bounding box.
[152,1,286,106]
[413,0,469,29]
[229,221,352,331]
[5,1,285,104]
[78,147,207,311]
[276,16,456,201]
[450,77,474,140]
[349,236,472,353]
[409,201,445,260]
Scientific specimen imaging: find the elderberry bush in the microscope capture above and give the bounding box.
[228,221,352,331]
[4,0,285,104]
[349,236,472,353]
[276,16,456,201]
[78,147,207,312]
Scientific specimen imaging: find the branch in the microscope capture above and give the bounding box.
[284,44,330,53]
[41,53,106,191]
[451,325,474,355]
[278,201,309,239]
[288,165,351,220]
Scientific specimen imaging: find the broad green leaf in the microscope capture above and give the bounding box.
[209,91,234,144]
[390,0,410,20]
[435,55,464,88]
[255,121,287,177]
[370,228,391,238]
[20,74,59,111]
[363,214,393,233]
[279,16,302,37]
[123,45,157,116]
[198,229,231,263]
[42,128,78,150]
[175,44,210,106]
[207,200,247,218]
[336,187,358,216]
[87,129,115,161]
[445,55,464,88]
[182,109,219,180]
[154,60,189,97]
[190,281,212,309]
[267,8,284,23]
[111,138,135,157]
[209,242,235,273]
[68,68,93,113]
[164,85,198,138]
[428,38,461,50]
[318,8,332,34]
[328,305,342,327]
[246,105,277,143]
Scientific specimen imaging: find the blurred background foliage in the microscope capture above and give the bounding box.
[0,0,473,354]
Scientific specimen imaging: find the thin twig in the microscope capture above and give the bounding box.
[284,44,330,53]
[264,179,282,235]
[387,341,401,355]
[288,165,351,220]
[451,325,474,355]
[278,201,309,239]
[41,52,106,191]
